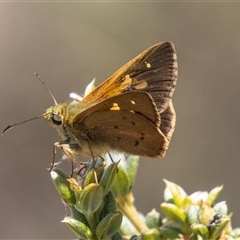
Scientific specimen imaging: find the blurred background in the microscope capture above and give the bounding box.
[1,3,240,238]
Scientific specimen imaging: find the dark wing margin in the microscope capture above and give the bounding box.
[122,42,177,143]
[123,42,177,114]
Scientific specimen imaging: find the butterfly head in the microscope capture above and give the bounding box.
[44,104,68,129]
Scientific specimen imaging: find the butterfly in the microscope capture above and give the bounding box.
[3,42,178,166]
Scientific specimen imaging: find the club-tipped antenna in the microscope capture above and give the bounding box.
[34,73,57,105]
[2,112,50,136]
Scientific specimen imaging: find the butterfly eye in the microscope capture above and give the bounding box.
[51,114,62,126]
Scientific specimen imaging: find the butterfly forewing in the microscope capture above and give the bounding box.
[82,41,177,113]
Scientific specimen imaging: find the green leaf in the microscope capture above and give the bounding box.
[71,206,89,227]
[79,183,104,216]
[189,191,208,203]
[99,162,119,196]
[161,203,186,224]
[99,191,117,220]
[51,167,70,179]
[141,228,161,240]
[206,185,223,206]
[111,167,131,198]
[160,224,183,239]
[163,179,187,208]
[182,196,194,212]
[122,155,139,187]
[50,169,76,205]
[145,209,162,228]
[198,201,215,226]
[96,211,122,239]
[213,201,228,216]
[111,231,123,240]
[107,154,139,198]
[84,166,105,187]
[163,186,174,203]
[187,205,199,225]
[62,216,94,239]
[191,223,209,240]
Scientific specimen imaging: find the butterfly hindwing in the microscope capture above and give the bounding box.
[159,100,176,141]
[75,91,161,127]
[73,92,168,157]
[80,110,167,157]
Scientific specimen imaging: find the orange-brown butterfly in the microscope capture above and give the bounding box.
[3,42,178,167]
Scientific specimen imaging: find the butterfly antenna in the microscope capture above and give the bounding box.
[2,73,56,136]
[2,112,49,136]
[34,73,58,105]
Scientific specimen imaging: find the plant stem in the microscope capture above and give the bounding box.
[116,192,148,233]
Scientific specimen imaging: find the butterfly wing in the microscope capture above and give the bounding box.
[82,42,177,111]
[77,91,161,127]
[76,110,167,157]
[82,42,177,142]
[158,99,176,141]
[73,92,168,156]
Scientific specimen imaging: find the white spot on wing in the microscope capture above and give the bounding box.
[145,61,151,68]
[135,81,148,90]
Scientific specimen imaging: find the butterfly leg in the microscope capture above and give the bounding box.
[107,152,120,173]
[48,139,77,173]
[86,139,99,184]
